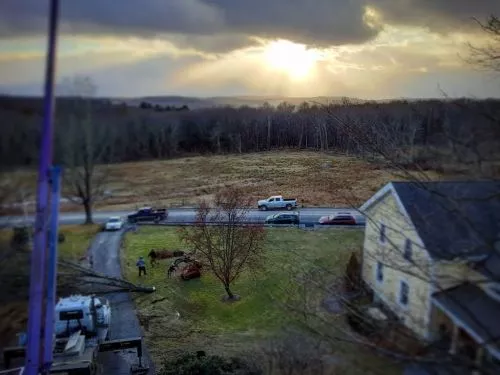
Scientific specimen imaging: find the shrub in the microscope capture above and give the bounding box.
[343,252,361,293]
[158,351,260,375]
[11,227,66,250]
[10,227,30,249]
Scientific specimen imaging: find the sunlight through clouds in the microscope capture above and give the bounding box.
[0,0,498,98]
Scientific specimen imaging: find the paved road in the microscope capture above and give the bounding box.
[0,207,366,227]
[90,230,155,375]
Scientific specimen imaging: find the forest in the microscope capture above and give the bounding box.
[1,95,499,174]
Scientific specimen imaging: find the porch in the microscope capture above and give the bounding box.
[429,282,500,374]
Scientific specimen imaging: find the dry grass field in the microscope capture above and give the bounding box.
[1,151,440,213]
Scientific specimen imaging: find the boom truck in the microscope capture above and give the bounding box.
[2,295,149,374]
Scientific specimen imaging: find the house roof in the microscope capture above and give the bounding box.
[362,180,500,260]
[432,282,500,358]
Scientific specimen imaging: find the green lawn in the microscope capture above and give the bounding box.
[123,226,404,374]
[57,224,100,260]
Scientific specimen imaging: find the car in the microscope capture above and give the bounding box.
[265,212,300,225]
[318,213,357,225]
[105,216,124,231]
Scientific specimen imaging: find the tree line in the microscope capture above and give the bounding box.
[1,95,499,171]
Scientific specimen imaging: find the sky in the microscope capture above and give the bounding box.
[0,0,499,99]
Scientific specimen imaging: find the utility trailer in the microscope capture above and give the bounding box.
[2,295,149,375]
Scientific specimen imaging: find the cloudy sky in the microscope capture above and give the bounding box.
[0,0,499,99]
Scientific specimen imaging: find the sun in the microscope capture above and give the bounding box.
[263,39,321,80]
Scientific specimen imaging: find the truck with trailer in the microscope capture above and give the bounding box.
[257,195,298,211]
[2,295,149,375]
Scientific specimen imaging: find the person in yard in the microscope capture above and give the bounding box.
[136,256,147,276]
[167,264,176,278]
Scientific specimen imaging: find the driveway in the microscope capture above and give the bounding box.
[90,230,155,375]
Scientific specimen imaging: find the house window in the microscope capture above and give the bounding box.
[404,239,412,261]
[376,261,384,282]
[399,281,409,306]
[379,223,386,244]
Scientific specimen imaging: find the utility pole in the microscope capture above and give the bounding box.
[42,166,62,374]
[24,0,60,374]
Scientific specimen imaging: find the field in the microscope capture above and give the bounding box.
[123,226,400,374]
[1,151,417,213]
[0,224,99,349]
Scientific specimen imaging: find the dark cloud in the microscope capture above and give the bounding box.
[371,0,500,33]
[0,0,378,49]
[0,0,499,52]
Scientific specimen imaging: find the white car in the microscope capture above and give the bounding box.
[105,216,124,231]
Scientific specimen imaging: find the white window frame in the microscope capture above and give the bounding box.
[375,261,384,284]
[398,280,410,307]
[404,238,413,261]
[378,221,387,245]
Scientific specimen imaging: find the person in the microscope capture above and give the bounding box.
[136,256,147,276]
[167,264,176,278]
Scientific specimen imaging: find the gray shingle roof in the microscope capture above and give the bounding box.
[392,180,500,261]
[432,282,500,348]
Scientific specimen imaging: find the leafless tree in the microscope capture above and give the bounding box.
[56,76,113,224]
[277,19,500,375]
[468,15,500,73]
[178,188,266,300]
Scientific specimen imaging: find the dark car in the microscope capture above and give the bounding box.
[265,212,300,225]
[127,207,168,223]
[318,213,356,225]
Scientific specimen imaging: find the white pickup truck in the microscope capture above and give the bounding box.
[257,195,298,211]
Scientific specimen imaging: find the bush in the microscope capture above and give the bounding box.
[343,252,361,293]
[11,227,66,250]
[158,351,260,375]
[10,227,30,249]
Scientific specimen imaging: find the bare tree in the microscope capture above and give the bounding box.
[57,76,112,224]
[178,188,266,301]
[468,15,500,73]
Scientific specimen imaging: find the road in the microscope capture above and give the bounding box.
[0,207,366,227]
[91,230,155,375]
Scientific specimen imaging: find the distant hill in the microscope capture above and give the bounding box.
[112,95,373,109]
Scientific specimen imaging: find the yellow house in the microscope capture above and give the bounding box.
[360,180,500,372]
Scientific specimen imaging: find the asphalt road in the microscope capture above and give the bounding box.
[0,207,366,227]
[91,230,155,375]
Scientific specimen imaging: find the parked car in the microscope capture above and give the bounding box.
[127,207,168,223]
[265,212,300,225]
[258,195,298,211]
[105,216,124,231]
[318,213,357,225]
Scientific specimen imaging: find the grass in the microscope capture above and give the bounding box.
[123,226,400,374]
[0,224,99,349]
[1,151,424,213]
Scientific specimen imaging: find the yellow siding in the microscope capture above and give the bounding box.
[362,191,432,339]
[433,261,489,292]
